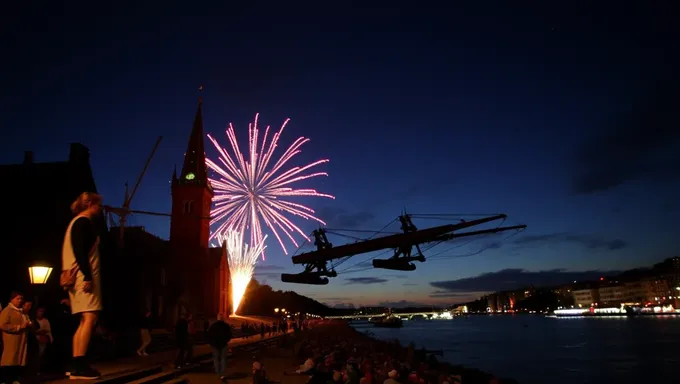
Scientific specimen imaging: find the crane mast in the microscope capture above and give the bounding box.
[104,136,163,246]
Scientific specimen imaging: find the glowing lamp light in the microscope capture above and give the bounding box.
[28,266,53,285]
[274,308,280,313]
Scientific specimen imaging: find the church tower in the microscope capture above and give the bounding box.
[170,98,214,248]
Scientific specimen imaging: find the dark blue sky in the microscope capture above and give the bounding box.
[3,2,679,307]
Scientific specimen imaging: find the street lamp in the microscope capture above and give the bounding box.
[28,265,53,285]
[28,265,53,308]
[282,308,286,313]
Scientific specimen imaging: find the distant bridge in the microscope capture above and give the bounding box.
[325,311,453,320]
[325,306,468,320]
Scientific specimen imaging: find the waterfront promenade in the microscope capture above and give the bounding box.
[49,320,518,384]
[45,328,293,383]
[186,321,515,384]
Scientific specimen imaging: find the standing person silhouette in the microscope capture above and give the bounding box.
[61,192,104,380]
[207,313,232,382]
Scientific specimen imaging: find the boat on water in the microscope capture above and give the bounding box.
[370,315,404,328]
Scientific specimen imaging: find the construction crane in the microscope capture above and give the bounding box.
[281,213,526,285]
[104,136,163,246]
[103,87,213,246]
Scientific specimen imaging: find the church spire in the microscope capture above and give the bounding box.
[179,86,209,187]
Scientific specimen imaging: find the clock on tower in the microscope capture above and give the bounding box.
[170,98,213,248]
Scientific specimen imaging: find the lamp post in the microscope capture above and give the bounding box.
[28,265,53,308]
[28,266,53,285]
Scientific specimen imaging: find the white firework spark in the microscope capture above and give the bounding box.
[218,230,267,315]
[206,113,334,256]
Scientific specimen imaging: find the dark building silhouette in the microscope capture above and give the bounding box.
[0,143,102,306]
[106,226,169,328]
[1,99,230,327]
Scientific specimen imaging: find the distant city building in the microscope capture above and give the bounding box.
[641,278,672,304]
[598,282,645,305]
[486,295,497,312]
[459,258,680,312]
[572,289,599,307]
[484,289,533,312]
[552,285,572,298]
[570,277,677,308]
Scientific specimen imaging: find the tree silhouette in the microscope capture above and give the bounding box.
[237,279,339,316]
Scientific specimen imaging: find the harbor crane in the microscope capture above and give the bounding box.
[104,136,163,246]
[103,136,212,245]
[281,213,526,285]
[103,86,212,246]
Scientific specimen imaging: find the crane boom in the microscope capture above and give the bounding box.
[431,224,527,242]
[291,214,506,264]
[116,136,163,246]
[126,136,163,208]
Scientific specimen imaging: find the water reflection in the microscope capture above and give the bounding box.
[353,315,680,384]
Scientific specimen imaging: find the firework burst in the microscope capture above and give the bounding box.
[219,230,267,315]
[206,113,334,256]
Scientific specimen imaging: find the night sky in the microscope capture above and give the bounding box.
[3,2,678,308]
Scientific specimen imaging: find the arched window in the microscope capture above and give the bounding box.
[183,200,194,215]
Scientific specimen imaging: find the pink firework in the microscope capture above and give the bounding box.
[206,113,335,257]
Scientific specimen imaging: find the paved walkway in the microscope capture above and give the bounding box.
[182,351,309,384]
[45,331,292,383]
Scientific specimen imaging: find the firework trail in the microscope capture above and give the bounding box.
[206,113,334,256]
[219,230,267,315]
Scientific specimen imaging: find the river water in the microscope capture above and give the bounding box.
[351,315,680,384]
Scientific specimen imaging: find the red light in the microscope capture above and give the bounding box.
[600,277,604,281]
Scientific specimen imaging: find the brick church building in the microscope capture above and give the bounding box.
[164,97,231,320]
[106,97,231,327]
[110,97,231,325]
